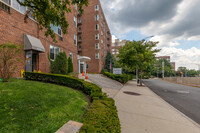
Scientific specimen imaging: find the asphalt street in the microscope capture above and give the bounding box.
[143,79,200,125]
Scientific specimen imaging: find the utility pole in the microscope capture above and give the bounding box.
[162,60,165,78]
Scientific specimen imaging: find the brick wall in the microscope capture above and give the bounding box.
[0,3,78,77]
[78,0,111,73]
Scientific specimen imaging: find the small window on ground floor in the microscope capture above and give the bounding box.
[50,45,60,60]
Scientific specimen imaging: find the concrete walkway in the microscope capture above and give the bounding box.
[114,80,200,133]
[88,74,123,98]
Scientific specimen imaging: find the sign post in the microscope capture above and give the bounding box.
[113,68,122,75]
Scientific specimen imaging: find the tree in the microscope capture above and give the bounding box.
[17,0,88,42]
[68,57,73,73]
[187,69,198,77]
[118,40,160,86]
[152,59,174,78]
[104,51,115,72]
[177,67,187,77]
[0,43,22,82]
[50,52,68,75]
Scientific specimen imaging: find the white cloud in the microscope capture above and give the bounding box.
[157,47,200,70]
[100,0,200,70]
[112,35,117,43]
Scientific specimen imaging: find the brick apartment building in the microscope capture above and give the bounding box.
[0,0,79,77]
[112,39,127,59]
[77,0,112,73]
[156,56,176,71]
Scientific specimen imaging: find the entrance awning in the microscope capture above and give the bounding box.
[24,34,45,52]
[78,56,91,62]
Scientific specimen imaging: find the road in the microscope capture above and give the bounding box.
[143,79,200,125]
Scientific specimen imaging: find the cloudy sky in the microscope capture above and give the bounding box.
[100,0,200,70]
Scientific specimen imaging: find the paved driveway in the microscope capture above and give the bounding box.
[88,74,123,98]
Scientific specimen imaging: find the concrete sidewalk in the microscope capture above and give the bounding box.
[114,80,200,133]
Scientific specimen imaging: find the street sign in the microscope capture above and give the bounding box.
[113,68,122,75]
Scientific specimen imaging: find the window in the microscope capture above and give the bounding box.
[95,34,99,40]
[74,4,77,10]
[95,24,99,30]
[0,0,10,12]
[51,24,62,36]
[95,5,99,11]
[12,0,26,14]
[2,0,10,5]
[101,23,103,27]
[70,52,73,61]
[74,16,77,27]
[74,34,77,45]
[79,36,82,41]
[101,40,103,44]
[101,49,104,53]
[78,27,82,32]
[50,45,60,60]
[95,43,100,49]
[95,53,99,59]
[78,18,82,23]
[112,52,115,55]
[28,7,35,20]
[101,31,103,36]
[95,14,99,21]
[112,49,115,52]
[116,49,119,52]
[116,52,119,54]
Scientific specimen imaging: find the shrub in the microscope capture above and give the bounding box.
[0,42,22,82]
[102,69,133,84]
[23,72,104,100]
[23,72,121,132]
[68,57,73,73]
[80,98,121,133]
[50,52,68,75]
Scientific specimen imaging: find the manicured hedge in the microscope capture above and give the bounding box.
[80,98,120,133]
[23,72,121,132]
[23,72,104,101]
[102,69,133,84]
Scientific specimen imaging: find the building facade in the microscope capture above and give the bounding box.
[156,56,176,71]
[0,0,80,77]
[77,0,112,73]
[112,39,127,59]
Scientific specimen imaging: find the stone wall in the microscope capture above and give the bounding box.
[163,77,200,86]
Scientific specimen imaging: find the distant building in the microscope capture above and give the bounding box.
[156,56,170,62]
[170,62,176,71]
[77,0,112,73]
[111,39,128,59]
[156,56,176,71]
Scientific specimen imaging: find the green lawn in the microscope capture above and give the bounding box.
[0,79,88,133]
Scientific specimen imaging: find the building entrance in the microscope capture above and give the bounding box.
[25,51,39,72]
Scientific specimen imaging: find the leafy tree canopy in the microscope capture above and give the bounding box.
[17,0,88,42]
[118,40,160,85]
[50,52,68,75]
